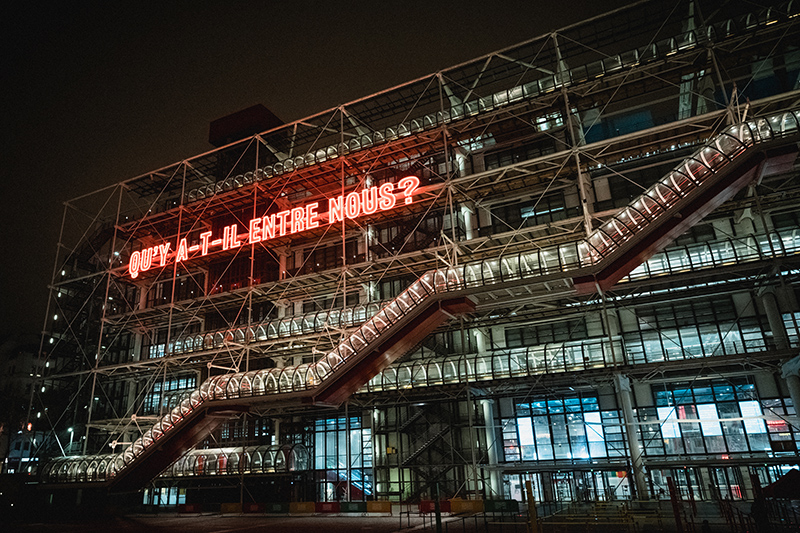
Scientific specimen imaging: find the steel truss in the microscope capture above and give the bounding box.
[30,0,800,502]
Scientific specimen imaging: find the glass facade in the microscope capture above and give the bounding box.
[142,375,197,416]
[314,417,373,501]
[648,380,775,455]
[501,397,625,462]
[493,376,799,502]
[32,1,800,514]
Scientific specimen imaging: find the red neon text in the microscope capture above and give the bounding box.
[126,178,418,278]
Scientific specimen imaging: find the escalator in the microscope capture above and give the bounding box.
[42,110,800,492]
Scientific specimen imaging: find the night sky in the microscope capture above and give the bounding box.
[1,1,630,340]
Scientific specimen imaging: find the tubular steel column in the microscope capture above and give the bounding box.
[345,401,351,502]
[601,293,624,366]
[461,202,474,241]
[760,286,790,351]
[439,72,459,267]
[340,106,348,322]
[553,32,593,236]
[781,359,800,424]
[461,320,480,499]
[160,164,187,414]
[481,399,502,498]
[614,373,648,500]
[247,143,258,373]
[762,285,800,416]
[239,148,259,506]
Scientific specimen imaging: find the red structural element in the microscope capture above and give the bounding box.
[573,145,798,294]
[104,297,475,492]
[420,500,451,513]
[109,404,248,493]
[324,470,368,501]
[243,502,266,513]
[311,296,476,406]
[178,503,204,514]
[315,501,341,513]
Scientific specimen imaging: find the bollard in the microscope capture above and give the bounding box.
[526,480,538,533]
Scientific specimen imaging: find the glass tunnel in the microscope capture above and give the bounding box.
[41,444,309,483]
[42,108,800,486]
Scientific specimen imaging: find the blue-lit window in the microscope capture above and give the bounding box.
[314,417,373,501]
[502,396,610,462]
[657,407,681,439]
[142,375,196,415]
[648,379,791,456]
[585,412,606,458]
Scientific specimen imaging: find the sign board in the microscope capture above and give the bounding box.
[127,176,419,279]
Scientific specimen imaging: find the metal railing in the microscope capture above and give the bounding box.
[43,109,800,484]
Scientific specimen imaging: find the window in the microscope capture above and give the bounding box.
[488,193,571,235]
[371,212,445,258]
[604,163,665,208]
[673,224,716,246]
[622,295,761,363]
[484,138,557,171]
[314,417,373,501]
[739,401,766,434]
[379,277,413,300]
[143,375,197,415]
[502,395,608,462]
[300,240,362,274]
[648,379,783,456]
[506,318,589,348]
[772,212,800,230]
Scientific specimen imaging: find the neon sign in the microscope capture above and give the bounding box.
[127,176,420,279]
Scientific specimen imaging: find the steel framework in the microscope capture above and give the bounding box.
[27,0,800,505]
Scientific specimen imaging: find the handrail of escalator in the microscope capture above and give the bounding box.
[43,108,800,484]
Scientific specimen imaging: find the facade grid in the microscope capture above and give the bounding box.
[21,0,800,508]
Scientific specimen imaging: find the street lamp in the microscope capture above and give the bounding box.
[68,427,74,452]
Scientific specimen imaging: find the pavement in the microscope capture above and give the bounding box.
[6,513,484,533]
[2,500,749,533]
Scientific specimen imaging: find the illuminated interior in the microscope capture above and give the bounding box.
[25,0,800,508]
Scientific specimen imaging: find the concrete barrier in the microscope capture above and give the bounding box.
[366,501,392,514]
[340,501,367,513]
[264,500,391,515]
[420,500,451,513]
[315,501,341,513]
[178,503,203,514]
[265,502,290,513]
[450,499,484,514]
[242,502,265,513]
[220,502,242,514]
[484,500,519,513]
[289,501,315,514]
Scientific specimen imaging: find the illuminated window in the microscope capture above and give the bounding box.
[314,417,373,501]
[503,396,610,462]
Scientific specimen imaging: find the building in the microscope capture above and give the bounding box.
[0,333,44,474]
[30,0,800,508]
